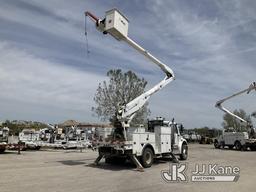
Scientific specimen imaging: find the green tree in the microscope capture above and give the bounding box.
[2,120,47,136]
[222,109,251,132]
[92,69,150,126]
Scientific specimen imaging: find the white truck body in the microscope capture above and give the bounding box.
[97,120,188,169]
[19,129,41,149]
[214,130,256,150]
[19,129,40,142]
[125,125,186,155]
[219,131,248,145]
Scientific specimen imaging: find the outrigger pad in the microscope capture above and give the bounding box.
[129,155,144,172]
[170,153,179,163]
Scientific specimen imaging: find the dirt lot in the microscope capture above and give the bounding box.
[0,144,256,192]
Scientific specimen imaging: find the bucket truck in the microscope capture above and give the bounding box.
[85,9,188,170]
[214,82,256,150]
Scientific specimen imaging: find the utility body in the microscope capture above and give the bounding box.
[98,118,187,169]
[85,9,188,170]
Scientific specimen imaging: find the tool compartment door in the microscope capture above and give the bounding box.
[160,134,171,153]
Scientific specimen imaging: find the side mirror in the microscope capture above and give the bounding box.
[180,124,184,133]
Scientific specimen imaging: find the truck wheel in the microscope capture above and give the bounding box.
[220,141,225,149]
[214,141,220,149]
[234,141,242,150]
[0,148,5,153]
[180,143,188,160]
[141,147,154,168]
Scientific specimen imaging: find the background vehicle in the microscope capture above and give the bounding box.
[0,127,9,153]
[199,136,213,144]
[19,129,41,150]
[214,82,256,150]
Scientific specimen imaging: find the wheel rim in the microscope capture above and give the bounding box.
[183,146,187,155]
[145,151,152,164]
[235,142,241,150]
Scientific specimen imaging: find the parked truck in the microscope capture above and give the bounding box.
[214,82,256,150]
[0,127,9,153]
[19,129,41,150]
[85,9,188,170]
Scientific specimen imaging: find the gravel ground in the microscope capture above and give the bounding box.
[0,144,256,192]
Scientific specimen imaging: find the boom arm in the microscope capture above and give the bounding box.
[85,10,175,128]
[118,37,174,126]
[215,82,256,125]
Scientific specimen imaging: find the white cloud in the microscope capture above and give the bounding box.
[0,41,105,123]
[0,1,256,128]
[141,0,256,127]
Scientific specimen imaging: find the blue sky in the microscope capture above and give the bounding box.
[0,0,256,128]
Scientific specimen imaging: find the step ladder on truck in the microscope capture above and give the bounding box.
[214,82,256,151]
[85,9,188,171]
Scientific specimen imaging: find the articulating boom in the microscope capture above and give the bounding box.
[215,82,256,126]
[85,9,175,129]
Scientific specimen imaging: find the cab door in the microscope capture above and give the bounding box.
[171,124,179,150]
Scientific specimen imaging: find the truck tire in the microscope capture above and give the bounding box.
[214,140,220,149]
[234,141,242,150]
[180,143,188,160]
[141,147,154,168]
[220,141,225,149]
[0,148,5,153]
